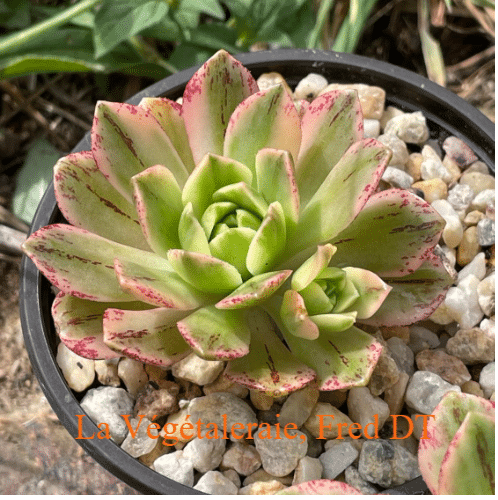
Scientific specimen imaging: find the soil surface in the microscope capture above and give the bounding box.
[0,1,494,493]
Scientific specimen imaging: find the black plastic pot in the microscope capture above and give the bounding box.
[21,49,495,495]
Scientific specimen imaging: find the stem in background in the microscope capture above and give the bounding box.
[128,36,178,74]
[0,0,102,54]
[308,0,336,49]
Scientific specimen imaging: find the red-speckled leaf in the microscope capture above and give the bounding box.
[438,411,495,495]
[54,151,149,251]
[216,270,291,309]
[279,320,382,391]
[418,392,495,494]
[224,308,316,397]
[280,289,320,340]
[181,153,252,220]
[342,267,392,319]
[330,189,445,277]
[363,251,455,327]
[139,97,195,173]
[103,307,191,367]
[224,85,301,175]
[293,139,390,253]
[167,249,242,294]
[52,292,123,359]
[278,479,363,495]
[295,90,364,205]
[177,305,250,360]
[255,149,299,231]
[182,50,259,165]
[131,165,183,258]
[92,101,189,202]
[114,257,213,310]
[22,224,162,302]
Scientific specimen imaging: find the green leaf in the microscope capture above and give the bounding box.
[93,0,169,58]
[177,305,250,360]
[179,0,225,20]
[0,0,30,29]
[291,244,336,292]
[13,138,61,224]
[280,290,320,340]
[178,203,211,255]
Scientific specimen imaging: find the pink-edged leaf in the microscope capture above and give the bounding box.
[310,311,358,333]
[167,249,242,294]
[292,139,391,253]
[182,50,259,164]
[330,189,445,278]
[418,391,495,494]
[225,308,316,397]
[54,151,149,251]
[92,101,189,202]
[53,292,121,359]
[216,270,291,309]
[255,148,300,231]
[181,153,253,220]
[280,290,320,340]
[223,85,301,175]
[138,97,195,172]
[177,305,250,360]
[21,224,163,302]
[114,257,214,310]
[278,480,363,495]
[363,251,454,327]
[278,315,383,391]
[342,267,392,319]
[131,165,183,257]
[295,90,364,205]
[437,411,495,495]
[291,244,336,291]
[103,307,191,367]
[246,202,286,275]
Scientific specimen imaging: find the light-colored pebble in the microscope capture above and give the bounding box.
[153,450,194,487]
[347,387,390,433]
[118,358,148,397]
[457,252,487,284]
[386,337,415,375]
[384,371,410,415]
[221,442,261,476]
[239,480,286,495]
[162,407,194,444]
[457,226,481,266]
[480,317,495,336]
[384,111,429,144]
[445,275,484,329]
[408,326,440,354]
[412,178,447,203]
[203,371,249,398]
[446,327,495,364]
[293,456,323,485]
[380,106,404,129]
[464,210,486,226]
[479,362,495,398]
[319,442,359,479]
[447,183,475,212]
[477,272,495,316]
[171,352,224,386]
[121,417,159,458]
[471,189,495,211]
[405,371,461,414]
[431,199,463,248]
[415,349,471,386]
[421,158,452,184]
[460,172,495,194]
[182,436,226,473]
[80,386,134,444]
[194,470,238,494]
[222,469,241,488]
[304,402,353,439]
[439,245,456,269]
[405,153,423,181]
[257,72,292,94]
[254,426,307,477]
[368,340,400,396]
[243,468,292,486]
[94,359,120,387]
[250,390,274,411]
[278,384,319,428]
[377,133,409,166]
[320,83,386,119]
[56,343,95,392]
[442,136,478,167]
[461,380,485,398]
[363,119,380,138]
[382,166,414,189]
[442,156,462,183]
[477,218,495,246]
[345,465,379,494]
[466,160,490,174]
[294,73,328,101]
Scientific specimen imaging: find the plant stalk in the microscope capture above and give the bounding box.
[308,0,335,49]
[0,0,102,54]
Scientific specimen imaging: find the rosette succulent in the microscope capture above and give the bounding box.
[23,50,454,396]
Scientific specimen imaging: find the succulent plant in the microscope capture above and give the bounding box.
[23,50,454,396]
[418,391,495,495]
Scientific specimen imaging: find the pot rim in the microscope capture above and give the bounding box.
[20,48,494,495]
